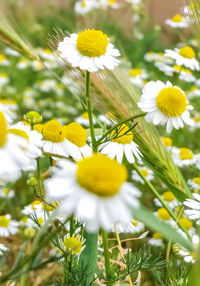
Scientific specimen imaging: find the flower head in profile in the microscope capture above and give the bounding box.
[45,154,140,232]
[99,124,142,164]
[58,29,120,72]
[164,46,199,70]
[138,81,194,132]
[165,14,189,28]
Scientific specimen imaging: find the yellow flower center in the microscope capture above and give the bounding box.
[179,217,192,230]
[38,217,44,225]
[0,215,10,227]
[0,112,7,147]
[76,29,109,57]
[140,168,148,177]
[132,219,138,226]
[0,54,5,61]
[179,46,195,59]
[8,129,29,141]
[0,73,7,78]
[109,0,116,4]
[173,65,191,74]
[81,1,86,7]
[128,68,142,77]
[162,191,175,202]
[193,177,200,185]
[77,154,127,197]
[34,124,43,133]
[0,99,16,105]
[191,86,198,92]
[63,122,87,147]
[63,237,83,254]
[42,120,65,143]
[43,201,58,211]
[157,208,171,221]
[153,232,163,239]
[156,86,187,117]
[3,188,9,195]
[44,49,52,54]
[179,148,193,160]
[111,124,133,144]
[81,112,89,119]
[172,14,182,23]
[194,117,200,123]
[162,137,172,147]
[31,200,42,210]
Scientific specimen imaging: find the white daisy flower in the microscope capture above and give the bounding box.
[155,208,174,226]
[0,112,38,182]
[0,185,14,198]
[5,48,20,57]
[0,73,9,87]
[165,14,189,28]
[16,58,30,69]
[157,64,196,82]
[74,0,97,14]
[0,100,17,125]
[41,119,82,161]
[113,219,144,234]
[98,0,120,9]
[154,191,178,209]
[172,147,197,167]
[131,167,154,184]
[175,235,199,263]
[31,60,44,71]
[39,48,56,61]
[0,54,9,66]
[188,177,200,190]
[0,214,18,237]
[161,137,173,149]
[184,193,200,224]
[148,232,164,247]
[45,154,141,232]
[76,112,96,126]
[164,46,199,71]
[63,122,92,158]
[128,68,148,88]
[178,217,195,237]
[138,81,194,133]
[99,124,142,164]
[60,233,85,255]
[188,86,200,99]
[0,243,9,255]
[144,52,173,65]
[58,29,120,72]
[189,116,200,131]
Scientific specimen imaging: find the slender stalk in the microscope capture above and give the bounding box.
[36,158,43,196]
[101,229,113,286]
[132,163,191,240]
[85,71,97,152]
[114,226,133,286]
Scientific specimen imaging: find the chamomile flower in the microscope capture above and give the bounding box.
[148,233,164,247]
[154,191,178,209]
[63,122,92,158]
[76,112,96,126]
[138,81,194,133]
[155,208,174,225]
[131,167,154,184]
[113,219,144,234]
[158,64,196,82]
[42,119,82,161]
[0,186,14,198]
[61,233,85,255]
[45,154,141,232]
[99,124,142,164]
[0,100,17,124]
[165,14,189,28]
[0,73,9,87]
[174,235,199,263]
[74,0,97,15]
[128,68,148,87]
[172,147,196,167]
[190,116,200,131]
[16,58,30,69]
[187,86,200,99]
[98,0,120,9]
[178,217,195,236]
[188,177,200,190]
[0,54,9,66]
[58,29,120,72]
[184,193,200,223]
[164,46,199,71]
[5,48,20,57]
[39,48,56,61]
[0,214,18,237]
[0,112,38,181]
[162,137,173,149]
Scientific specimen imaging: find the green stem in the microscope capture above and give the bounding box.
[79,232,98,286]
[36,158,43,196]
[132,163,191,240]
[85,71,97,152]
[101,229,113,286]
